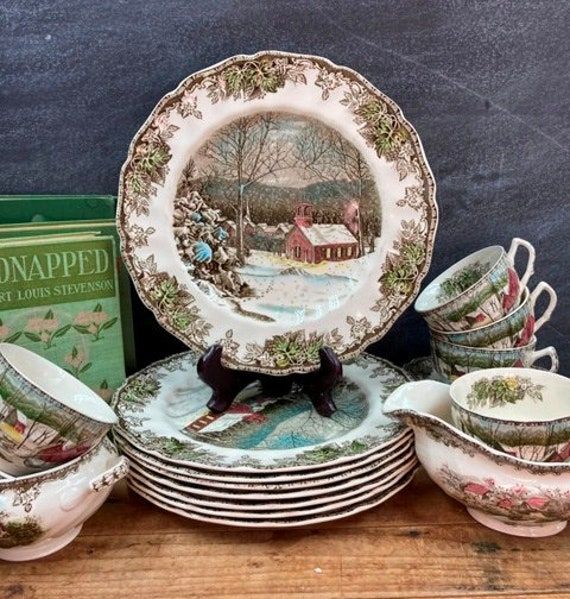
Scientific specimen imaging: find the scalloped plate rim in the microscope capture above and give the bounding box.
[116,50,438,374]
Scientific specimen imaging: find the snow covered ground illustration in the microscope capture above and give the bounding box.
[231,248,380,324]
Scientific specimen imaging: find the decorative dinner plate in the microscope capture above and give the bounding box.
[117,51,437,374]
[127,467,418,528]
[116,435,414,498]
[114,428,413,488]
[127,457,417,518]
[112,350,410,472]
[125,448,416,508]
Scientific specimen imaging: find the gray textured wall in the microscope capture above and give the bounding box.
[1,0,568,374]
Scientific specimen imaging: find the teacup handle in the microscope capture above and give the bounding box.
[530,346,559,372]
[90,457,129,493]
[507,238,535,290]
[529,282,558,332]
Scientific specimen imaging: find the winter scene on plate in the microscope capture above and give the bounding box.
[178,378,369,451]
[173,111,382,325]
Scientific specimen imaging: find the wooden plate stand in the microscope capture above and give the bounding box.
[197,345,342,417]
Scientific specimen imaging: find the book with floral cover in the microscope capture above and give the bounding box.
[0,195,135,371]
[0,233,125,400]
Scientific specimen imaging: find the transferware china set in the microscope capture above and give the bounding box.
[112,350,418,527]
[415,238,558,380]
[1,51,567,559]
[0,344,127,561]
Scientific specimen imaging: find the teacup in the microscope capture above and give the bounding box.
[415,238,535,331]
[430,282,557,349]
[431,336,558,382]
[0,343,117,476]
[450,368,570,462]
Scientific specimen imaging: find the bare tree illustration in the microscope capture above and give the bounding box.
[295,124,372,193]
[293,123,378,252]
[199,114,293,261]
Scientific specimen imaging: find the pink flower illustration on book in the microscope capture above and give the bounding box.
[0,319,22,344]
[72,304,118,341]
[24,310,71,349]
[64,345,92,378]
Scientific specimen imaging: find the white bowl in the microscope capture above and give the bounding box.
[0,343,118,476]
[0,438,128,561]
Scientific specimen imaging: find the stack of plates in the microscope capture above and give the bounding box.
[112,351,419,528]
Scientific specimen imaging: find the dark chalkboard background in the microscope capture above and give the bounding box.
[1,0,568,375]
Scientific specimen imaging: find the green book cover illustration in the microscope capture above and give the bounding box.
[0,215,136,372]
[0,234,126,401]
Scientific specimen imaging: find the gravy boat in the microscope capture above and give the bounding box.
[385,380,570,537]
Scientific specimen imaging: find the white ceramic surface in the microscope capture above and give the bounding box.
[450,368,570,461]
[415,238,535,331]
[0,344,116,423]
[126,466,418,528]
[0,439,128,561]
[385,380,570,537]
[431,335,559,382]
[117,51,437,375]
[123,439,416,503]
[429,282,557,350]
[113,351,412,473]
[127,455,417,518]
[113,426,413,488]
[0,343,118,476]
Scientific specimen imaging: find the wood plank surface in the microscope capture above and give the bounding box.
[1,470,569,599]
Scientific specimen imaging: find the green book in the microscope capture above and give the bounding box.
[0,233,126,401]
[0,194,135,374]
[0,195,116,223]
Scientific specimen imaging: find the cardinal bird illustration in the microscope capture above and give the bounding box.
[502,268,520,312]
[464,313,488,328]
[515,315,535,347]
[37,443,90,463]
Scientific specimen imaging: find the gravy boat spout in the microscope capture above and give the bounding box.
[384,380,570,537]
[384,380,453,426]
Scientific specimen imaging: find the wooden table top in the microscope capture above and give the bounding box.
[1,469,569,599]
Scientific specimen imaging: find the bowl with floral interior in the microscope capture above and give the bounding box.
[415,238,535,332]
[385,380,570,537]
[450,368,570,462]
[430,336,558,382]
[0,343,118,476]
[0,438,128,561]
[429,282,557,350]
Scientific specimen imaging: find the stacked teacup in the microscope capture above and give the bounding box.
[415,238,558,382]
[0,343,127,561]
